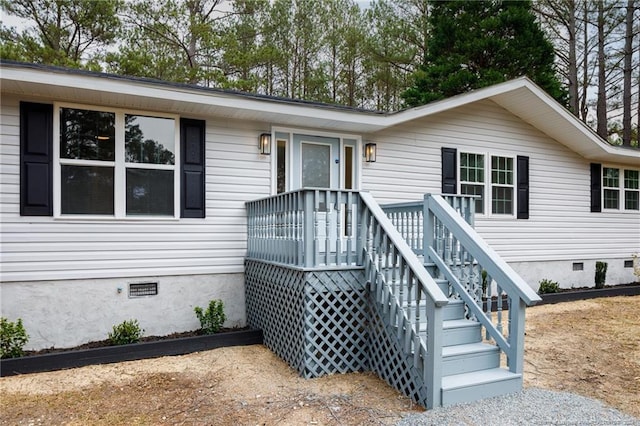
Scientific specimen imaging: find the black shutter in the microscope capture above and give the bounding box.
[180,118,206,218]
[441,147,457,194]
[516,156,529,219]
[20,102,53,216]
[590,163,602,212]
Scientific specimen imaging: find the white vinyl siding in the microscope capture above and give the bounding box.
[0,95,271,282]
[362,99,640,263]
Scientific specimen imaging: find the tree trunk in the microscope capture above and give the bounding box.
[568,0,579,116]
[596,0,608,140]
[621,0,634,147]
[580,0,589,122]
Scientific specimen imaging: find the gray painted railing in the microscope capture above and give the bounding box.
[423,193,541,374]
[246,190,537,407]
[359,192,448,409]
[246,189,361,267]
[246,189,449,408]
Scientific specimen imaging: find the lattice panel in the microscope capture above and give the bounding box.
[367,292,428,406]
[246,261,367,378]
[303,270,368,378]
[245,260,306,374]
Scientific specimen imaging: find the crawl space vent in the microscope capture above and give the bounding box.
[129,282,158,297]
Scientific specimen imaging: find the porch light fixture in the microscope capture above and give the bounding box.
[259,133,271,155]
[364,143,377,162]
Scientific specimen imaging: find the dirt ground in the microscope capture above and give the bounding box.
[1,295,639,425]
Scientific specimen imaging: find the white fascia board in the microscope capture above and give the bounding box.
[384,77,534,126]
[3,65,639,166]
[491,80,640,167]
[0,66,387,132]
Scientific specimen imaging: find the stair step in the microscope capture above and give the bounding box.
[441,368,522,406]
[435,278,449,294]
[442,342,500,376]
[442,319,482,346]
[402,299,465,322]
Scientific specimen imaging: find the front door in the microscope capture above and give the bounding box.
[274,130,358,194]
[292,134,341,189]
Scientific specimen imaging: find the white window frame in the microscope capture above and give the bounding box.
[459,151,486,214]
[490,154,516,216]
[458,151,517,218]
[623,169,640,211]
[53,102,180,220]
[603,166,640,212]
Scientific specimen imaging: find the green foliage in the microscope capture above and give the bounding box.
[194,299,226,334]
[538,279,560,294]
[0,317,29,359]
[595,261,608,289]
[481,269,488,296]
[0,0,122,66]
[402,0,566,107]
[108,319,143,345]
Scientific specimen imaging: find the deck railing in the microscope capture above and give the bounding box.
[246,189,361,268]
[246,190,538,406]
[246,189,449,408]
[423,193,541,374]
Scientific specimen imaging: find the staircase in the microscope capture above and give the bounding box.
[245,189,540,410]
[434,278,522,405]
[366,192,541,408]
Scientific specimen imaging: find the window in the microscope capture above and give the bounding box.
[460,153,485,214]
[603,167,620,209]
[491,156,514,215]
[56,105,179,217]
[601,167,639,211]
[458,152,516,216]
[624,170,639,210]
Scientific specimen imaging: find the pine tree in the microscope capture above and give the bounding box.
[403,0,566,107]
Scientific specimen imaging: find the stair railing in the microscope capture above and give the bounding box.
[424,193,541,374]
[359,192,448,409]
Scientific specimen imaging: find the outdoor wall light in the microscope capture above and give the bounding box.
[364,143,377,162]
[259,133,271,155]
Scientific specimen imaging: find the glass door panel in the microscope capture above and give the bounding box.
[301,143,331,188]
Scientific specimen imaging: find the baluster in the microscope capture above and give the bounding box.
[285,193,292,264]
[485,271,493,341]
[296,191,303,266]
[320,191,327,265]
[346,192,353,265]
[335,191,342,265]
[496,284,504,335]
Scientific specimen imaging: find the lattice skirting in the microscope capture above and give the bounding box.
[245,260,368,378]
[367,294,428,406]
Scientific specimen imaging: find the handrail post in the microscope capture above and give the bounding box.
[423,194,434,265]
[425,299,442,409]
[303,190,315,267]
[508,298,526,374]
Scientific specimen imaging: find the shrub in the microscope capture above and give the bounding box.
[0,317,29,359]
[538,279,560,294]
[194,299,226,334]
[595,261,608,289]
[108,319,144,345]
[481,270,489,296]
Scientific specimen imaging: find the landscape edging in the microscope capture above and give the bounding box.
[0,329,263,377]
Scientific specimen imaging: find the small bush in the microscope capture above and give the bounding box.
[194,299,226,334]
[108,319,144,345]
[0,317,29,359]
[595,261,608,289]
[538,279,560,294]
